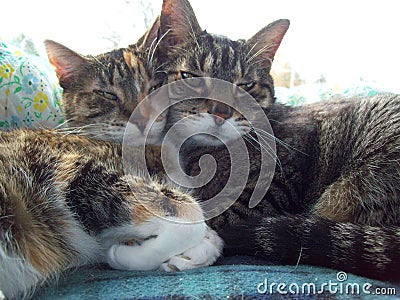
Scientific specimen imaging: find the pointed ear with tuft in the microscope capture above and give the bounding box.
[136,16,161,50]
[159,0,202,48]
[44,40,89,89]
[247,19,290,66]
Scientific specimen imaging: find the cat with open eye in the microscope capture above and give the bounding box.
[155,0,400,283]
[1,0,399,298]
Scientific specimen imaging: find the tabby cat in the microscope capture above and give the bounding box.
[47,17,166,143]
[155,0,400,281]
[0,18,223,299]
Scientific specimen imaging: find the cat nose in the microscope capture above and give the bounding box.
[210,102,233,125]
[131,111,149,134]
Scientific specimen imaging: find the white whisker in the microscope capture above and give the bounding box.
[254,128,310,157]
[149,29,171,68]
[244,42,258,62]
[246,43,275,65]
[244,133,282,172]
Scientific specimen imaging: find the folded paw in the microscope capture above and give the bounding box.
[105,218,208,271]
[106,243,161,271]
[160,227,224,271]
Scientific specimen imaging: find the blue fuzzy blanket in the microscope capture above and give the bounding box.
[34,256,399,299]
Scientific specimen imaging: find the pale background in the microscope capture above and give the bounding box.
[2,0,399,92]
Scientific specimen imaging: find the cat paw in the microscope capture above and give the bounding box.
[105,219,208,271]
[159,228,223,271]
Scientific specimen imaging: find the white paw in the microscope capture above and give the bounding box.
[160,228,224,271]
[106,243,161,271]
[105,218,208,271]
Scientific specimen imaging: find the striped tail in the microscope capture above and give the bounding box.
[220,215,400,282]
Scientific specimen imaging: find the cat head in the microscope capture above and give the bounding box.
[157,0,289,146]
[45,17,167,144]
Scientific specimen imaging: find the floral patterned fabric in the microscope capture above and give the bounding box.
[0,39,63,129]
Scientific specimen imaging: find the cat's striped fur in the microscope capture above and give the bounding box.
[0,129,213,299]
[219,96,400,281]
[46,17,166,143]
[0,16,224,299]
[159,2,285,146]
[157,0,400,282]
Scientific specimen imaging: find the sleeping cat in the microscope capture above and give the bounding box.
[0,18,223,299]
[47,17,166,143]
[155,0,400,281]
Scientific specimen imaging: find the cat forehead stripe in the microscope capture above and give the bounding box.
[196,33,244,78]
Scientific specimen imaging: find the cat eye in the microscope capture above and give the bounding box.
[149,84,161,93]
[238,82,256,92]
[93,90,118,101]
[180,71,197,80]
[179,71,205,89]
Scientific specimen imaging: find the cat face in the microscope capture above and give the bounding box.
[45,18,167,144]
[158,0,289,146]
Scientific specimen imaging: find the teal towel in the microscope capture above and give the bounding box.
[34,257,399,299]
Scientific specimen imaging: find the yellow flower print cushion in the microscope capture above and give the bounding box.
[0,40,64,129]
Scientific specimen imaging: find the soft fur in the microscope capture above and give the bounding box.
[45,17,166,143]
[0,17,224,299]
[155,0,400,282]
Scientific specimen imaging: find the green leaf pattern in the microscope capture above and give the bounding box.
[0,39,64,129]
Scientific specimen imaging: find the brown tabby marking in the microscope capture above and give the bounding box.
[155,0,400,282]
[0,128,216,299]
[313,179,357,222]
[157,0,288,147]
[45,17,166,143]
[0,13,226,297]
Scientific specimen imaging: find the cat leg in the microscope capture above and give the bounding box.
[106,217,207,271]
[312,176,358,222]
[159,227,223,271]
[312,168,400,225]
[104,175,222,271]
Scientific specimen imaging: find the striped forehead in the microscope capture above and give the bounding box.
[191,33,246,80]
[94,49,134,86]
[124,51,149,77]
[123,50,150,91]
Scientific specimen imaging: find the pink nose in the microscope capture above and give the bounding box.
[210,103,233,125]
[131,111,148,133]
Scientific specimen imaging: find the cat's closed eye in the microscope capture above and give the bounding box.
[93,89,119,101]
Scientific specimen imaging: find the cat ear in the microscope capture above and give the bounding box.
[136,16,161,50]
[44,40,89,89]
[247,19,290,66]
[159,0,202,47]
